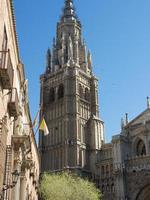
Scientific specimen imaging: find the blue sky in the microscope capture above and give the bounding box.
[13,0,150,142]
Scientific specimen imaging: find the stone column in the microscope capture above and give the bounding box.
[62,148,64,169]
[20,173,26,200]
[13,161,21,200]
[91,77,99,117]
[112,137,126,200]
[144,132,149,154]
[74,40,79,65]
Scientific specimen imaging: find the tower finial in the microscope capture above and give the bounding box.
[61,0,79,23]
[147,96,150,109]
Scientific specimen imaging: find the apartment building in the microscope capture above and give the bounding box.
[0,0,39,199]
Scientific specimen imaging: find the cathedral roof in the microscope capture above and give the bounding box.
[125,108,150,128]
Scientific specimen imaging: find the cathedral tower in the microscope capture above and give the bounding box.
[39,0,104,175]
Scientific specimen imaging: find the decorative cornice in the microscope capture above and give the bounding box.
[9,0,20,62]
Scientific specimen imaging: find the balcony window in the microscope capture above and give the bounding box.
[0,50,13,89]
[0,27,13,89]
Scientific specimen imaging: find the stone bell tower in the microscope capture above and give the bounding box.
[39,0,104,175]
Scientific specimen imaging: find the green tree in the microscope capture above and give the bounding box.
[39,172,101,200]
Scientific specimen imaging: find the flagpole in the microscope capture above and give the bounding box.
[32,105,43,136]
[35,124,40,136]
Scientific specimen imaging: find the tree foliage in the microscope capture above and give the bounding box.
[39,172,101,200]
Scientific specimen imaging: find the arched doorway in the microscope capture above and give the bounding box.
[136,185,150,200]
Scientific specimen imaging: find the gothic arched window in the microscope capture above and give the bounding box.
[102,185,105,193]
[58,84,64,99]
[79,84,84,99]
[101,166,104,175]
[43,88,49,105]
[49,87,55,103]
[85,87,90,101]
[111,184,115,192]
[106,165,109,176]
[110,164,113,172]
[106,184,109,191]
[136,139,146,156]
[136,185,150,200]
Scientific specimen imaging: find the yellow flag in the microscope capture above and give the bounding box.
[39,118,49,135]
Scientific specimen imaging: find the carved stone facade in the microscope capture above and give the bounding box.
[39,1,150,200]
[0,0,39,199]
[39,0,104,175]
[94,107,150,200]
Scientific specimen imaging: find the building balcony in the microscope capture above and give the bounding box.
[22,158,33,169]
[12,134,30,151]
[12,123,31,150]
[8,88,19,117]
[0,50,13,89]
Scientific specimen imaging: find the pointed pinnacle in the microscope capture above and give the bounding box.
[147,96,150,109]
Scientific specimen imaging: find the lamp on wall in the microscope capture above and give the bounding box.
[11,170,20,187]
[0,170,20,200]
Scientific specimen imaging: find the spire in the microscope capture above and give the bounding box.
[61,0,80,24]
[121,118,125,131]
[46,49,51,73]
[87,50,92,69]
[125,113,129,125]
